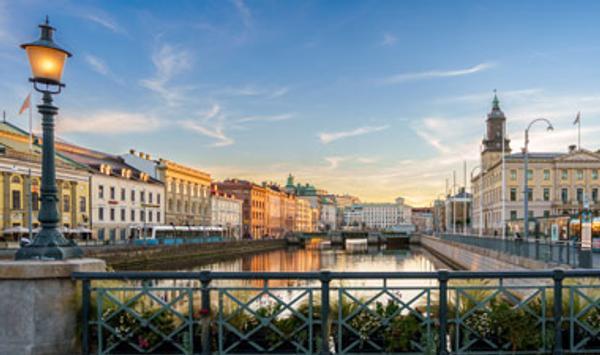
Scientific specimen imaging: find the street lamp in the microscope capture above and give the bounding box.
[15,18,82,260]
[522,118,553,240]
[471,165,485,237]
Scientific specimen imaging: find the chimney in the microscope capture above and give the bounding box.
[129,148,136,155]
[568,145,577,153]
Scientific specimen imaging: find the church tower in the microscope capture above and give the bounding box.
[481,92,511,171]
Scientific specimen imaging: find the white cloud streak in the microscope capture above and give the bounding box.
[58,112,162,134]
[179,120,234,147]
[140,44,192,106]
[318,125,390,144]
[232,0,252,29]
[84,54,124,84]
[382,62,495,84]
[380,33,397,47]
[237,113,294,123]
[85,13,125,34]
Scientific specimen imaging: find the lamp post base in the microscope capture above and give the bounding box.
[15,227,83,260]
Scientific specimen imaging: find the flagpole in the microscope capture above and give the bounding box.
[578,114,581,150]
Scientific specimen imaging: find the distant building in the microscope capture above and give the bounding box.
[294,198,313,232]
[123,150,211,226]
[0,121,91,238]
[411,207,433,233]
[57,143,164,241]
[210,184,242,239]
[320,197,337,231]
[433,199,445,233]
[215,179,266,239]
[343,197,412,231]
[445,188,472,233]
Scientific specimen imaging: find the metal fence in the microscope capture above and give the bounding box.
[440,233,582,268]
[73,269,600,354]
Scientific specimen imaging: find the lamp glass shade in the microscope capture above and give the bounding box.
[25,45,68,84]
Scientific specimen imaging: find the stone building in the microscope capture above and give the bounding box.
[343,197,412,230]
[471,94,600,235]
[444,188,472,233]
[0,122,91,238]
[294,197,313,232]
[411,207,434,233]
[210,184,242,239]
[123,150,211,226]
[57,143,164,241]
[214,179,266,239]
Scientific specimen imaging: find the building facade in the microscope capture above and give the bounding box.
[0,122,91,238]
[412,207,434,233]
[123,150,211,226]
[343,197,412,230]
[472,95,600,235]
[445,188,472,233]
[294,197,313,232]
[210,184,242,239]
[215,179,266,239]
[57,143,164,241]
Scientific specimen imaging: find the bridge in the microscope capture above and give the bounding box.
[285,230,413,248]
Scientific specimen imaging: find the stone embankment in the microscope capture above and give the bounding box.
[85,239,287,270]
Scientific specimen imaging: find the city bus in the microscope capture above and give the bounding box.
[131,225,226,246]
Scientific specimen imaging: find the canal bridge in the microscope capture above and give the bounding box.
[285,230,413,248]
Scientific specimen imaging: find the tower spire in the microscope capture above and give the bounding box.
[492,89,500,110]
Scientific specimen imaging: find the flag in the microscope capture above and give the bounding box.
[573,111,581,125]
[19,93,31,115]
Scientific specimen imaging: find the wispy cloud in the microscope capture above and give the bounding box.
[85,13,126,34]
[382,62,495,85]
[180,121,234,147]
[232,0,253,29]
[380,32,397,47]
[237,113,294,123]
[140,44,192,106]
[84,53,124,84]
[58,111,161,134]
[318,125,390,144]
[216,85,290,99]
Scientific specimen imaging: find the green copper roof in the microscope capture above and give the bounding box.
[492,90,500,110]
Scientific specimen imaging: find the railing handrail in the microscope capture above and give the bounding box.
[441,232,582,247]
[72,268,600,281]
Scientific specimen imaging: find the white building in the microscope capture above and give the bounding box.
[56,143,165,241]
[320,200,337,231]
[210,188,242,239]
[343,197,412,230]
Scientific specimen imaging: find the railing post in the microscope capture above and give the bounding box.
[553,269,564,354]
[320,271,331,354]
[200,271,212,355]
[438,270,449,355]
[82,279,91,355]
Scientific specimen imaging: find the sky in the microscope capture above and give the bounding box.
[1,0,600,206]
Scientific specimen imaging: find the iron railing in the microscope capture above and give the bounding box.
[440,233,585,268]
[73,269,600,354]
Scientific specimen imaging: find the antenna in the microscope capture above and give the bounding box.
[2,110,5,123]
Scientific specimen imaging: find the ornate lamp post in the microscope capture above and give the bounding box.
[15,18,83,260]
[522,118,553,240]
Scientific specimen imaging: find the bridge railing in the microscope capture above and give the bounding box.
[73,269,600,354]
[440,233,582,267]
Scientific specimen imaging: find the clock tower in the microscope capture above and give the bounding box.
[481,93,511,171]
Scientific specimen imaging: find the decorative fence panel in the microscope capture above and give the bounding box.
[74,270,600,354]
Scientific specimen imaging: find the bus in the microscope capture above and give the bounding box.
[130,225,227,246]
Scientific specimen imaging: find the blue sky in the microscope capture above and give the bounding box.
[1,0,600,205]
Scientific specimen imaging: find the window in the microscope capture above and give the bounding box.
[11,190,21,209]
[79,196,86,213]
[510,210,517,220]
[63,194,70,212]
[510,170,517,180]
[121,188,126,201]
[543,188,550,201]
[98,228,105,240]
[120,229,127,241]
[528,211,534,218]
[543,170,550,181]
[120,208,126,221]
[177,200,181,212]
[577,188,584,202]
[98,185,104,199]
[149,192,153,204]
[98,207,104,221]
[593,188,598,202]
[168,199,173,211]
[510,188,517,201]
[32,192,40,211]
[110,208,115,221]
[527,188,533,201]
[140,191,145,203]
[561,188,568,203]
[131,209,135,222]
[110,186,115,200]
[543,210,550,218]
[140,210,145,222]
[149,211,153,222]
[131,189,136,202]
[527,169,533,181]
[157,212,161,222]
[593,170,599,180]
[157,193,161,205]
[576,169,584,180]
[561,170,568,180]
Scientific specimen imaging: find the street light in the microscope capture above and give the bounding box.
[523,118,553,240]
[470,165,485,237]
[15,18,82,260]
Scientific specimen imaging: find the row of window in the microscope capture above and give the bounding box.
[97,207,161,223]
[10,190,86,213]
[167,199,209,214]
[510,169,599,181]
[168,180,210,198]
[98,185,160,204]
[508,187,599,203]
[509,210,551,220]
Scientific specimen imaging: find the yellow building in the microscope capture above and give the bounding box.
[0,121,91,239]
[294,197,312,232]
[123,150,212,225]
